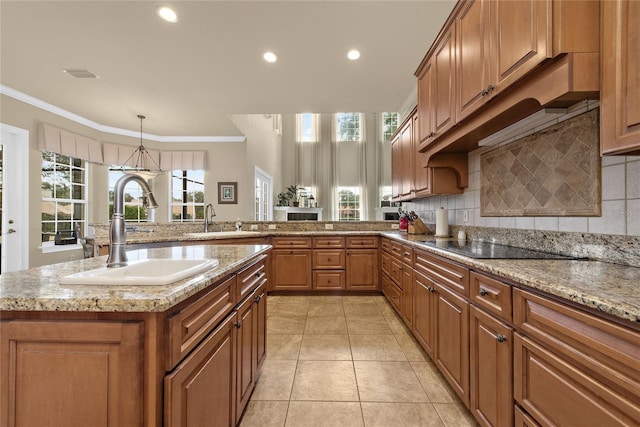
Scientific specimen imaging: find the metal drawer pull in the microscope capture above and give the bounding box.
[427,286,436,293]
[496,334,507,343]
[479,288,489,296]
[254,295,262,303]
[234,321,242,329]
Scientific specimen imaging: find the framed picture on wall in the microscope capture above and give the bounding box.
[218,182,237,204]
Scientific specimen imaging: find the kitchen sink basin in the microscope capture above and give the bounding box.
[60,258,219,286]
[183,231,261,239]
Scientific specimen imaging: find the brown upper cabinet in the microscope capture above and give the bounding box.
[415,0,599,172]
[601,0,640,155]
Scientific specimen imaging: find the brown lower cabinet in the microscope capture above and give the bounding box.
[345,249,379,290]
[272,249,312,290]
[412,271,436,357]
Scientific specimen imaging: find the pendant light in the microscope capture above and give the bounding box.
[115,114,163,180]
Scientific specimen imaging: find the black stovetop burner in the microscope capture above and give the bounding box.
[418,240,581,260]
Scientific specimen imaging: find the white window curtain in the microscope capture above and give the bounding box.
[38,123,103,163]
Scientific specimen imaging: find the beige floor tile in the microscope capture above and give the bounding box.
[268,316,307,334]
[343,303,383,318]
[376,301,397,317]
[291,360,359,401]
[304,316,348,335]
[307,302,345,318]
[299,334,352,360]
[251,360,298,401]
[277,295,310,304]
[269,303,309,318]
[285,401,364,427]
[395,333,427,362]
[361,402,445,427]
[347,317,393,335]
[342,295,378,305]
[411,361,459,403]
[239,401,289,427]
[267,334,303,360]
[433,403,478,426]
[355,361,429,403]
[308,295,344,303]
[349,335,406,361]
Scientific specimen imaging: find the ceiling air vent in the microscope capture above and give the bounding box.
[61,69,99,79]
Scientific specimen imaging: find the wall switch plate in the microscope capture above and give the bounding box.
[463,210,469,223]
[325,223,334,230]
[268,224,277,230]
[391,223,399,229]
[250,224,258,230]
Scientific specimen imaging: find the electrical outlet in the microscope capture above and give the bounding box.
[250,224,258,230]
[391,223,399,229]
[268,224,277,230]
[463,210,469,223]
[325,223,334,230]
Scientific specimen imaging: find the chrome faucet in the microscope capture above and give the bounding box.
[204,203,217,232]
[107,174,158,268]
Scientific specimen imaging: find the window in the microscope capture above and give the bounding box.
[335,113,363,142]
[296,113,319,142]
[41,151,86,241]
[171,170,205,222]
[337,186,361,221]
[381,112,399,142]
[108,170,151,222]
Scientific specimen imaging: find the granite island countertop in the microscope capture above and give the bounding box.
[0,244,270,313]
[382,232,640,325]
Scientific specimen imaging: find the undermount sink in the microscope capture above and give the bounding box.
[60,258,219,286]
[183,231,261,238]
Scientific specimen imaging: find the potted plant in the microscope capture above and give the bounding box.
[277,192,290,207]
[286,185,301,207]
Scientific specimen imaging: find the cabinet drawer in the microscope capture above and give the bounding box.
[389,258,403,287]
[346,236,379,248]
[237,256,267,301]
[313,271,345,290]
[514,332,640,426]
[381,251,391,276]
[166,275,237,370]
[271,236,312,248]
[312,249,345,269]
[513,288,640,408]
[470,271,512,322]
[387,280,402,312]
[401,245,413,265]
[313,236,345,248]
[390,241,404,259]
[381,238,393,253]
[414,249,469,296]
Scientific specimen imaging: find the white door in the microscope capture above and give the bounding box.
[254,166,273,221]
[0,123,29,272]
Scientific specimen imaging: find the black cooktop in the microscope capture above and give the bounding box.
[417,240,580,260]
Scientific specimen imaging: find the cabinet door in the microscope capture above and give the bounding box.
[412,271,436,357]
[391,133,402,199]
[470,305,513,427]
[433,22,457,137]
[235,294,257,421]
[456,0,491,121]
[254,283,267,371]
[1,320,143,427]
[400,262,413,328]
[417,59,435,145]
[413,114,431,194]
[400,117,414,198]
[345,249,379,290]
[272,249,312,290]
[601,0,640,155]
[165,313,236,427]
[491,0,550,95]
[434,281,470,406]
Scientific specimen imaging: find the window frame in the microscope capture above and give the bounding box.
[336,186,361,221]
[335,112,364,143]
[170,169,205,222]
[381,112,399,142]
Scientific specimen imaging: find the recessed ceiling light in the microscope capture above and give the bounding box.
[263,52,278,63]
[157,6,178,23]
[347,49,361,60]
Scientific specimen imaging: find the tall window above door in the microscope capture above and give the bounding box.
[41,152,86,242]
[171,170,205,222]
[296,113,319,142]
[381,112,399,142]
[335,113,364,142]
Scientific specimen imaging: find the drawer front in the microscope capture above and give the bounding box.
[470,271,512,322]
[401,245,413,265]
[390,241,404,259]
[166,275,237,370]
[313,270,345,290]
[346,236,379,248]
[387,280,402,312]
[514,333,640,426]
[312,249,345,269]
[414,249,469,296]
[389,258,403,287]
[271,236,312,248]
[237,256,268,301]
[513,288,640,405]
[381,251,391,276]
[381,238,393,253]
[313,236,345,248]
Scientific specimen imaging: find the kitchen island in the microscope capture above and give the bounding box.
[0,244,271,427]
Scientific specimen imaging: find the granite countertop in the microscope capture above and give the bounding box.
[381,233,640,324]
[0,244,270,313]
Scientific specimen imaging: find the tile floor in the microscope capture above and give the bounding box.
[239,295,478,427]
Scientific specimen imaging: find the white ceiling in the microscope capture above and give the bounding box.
[1,1,456,138]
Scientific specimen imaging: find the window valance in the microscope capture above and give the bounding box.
[38,123,104,163]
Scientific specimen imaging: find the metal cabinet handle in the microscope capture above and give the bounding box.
[254,295,262,303]
[254,272,261,278]
[234,321,242,329]
[496,334,507,343]
[479,288,489,296]
[428,132,436,138]
[427,286,436,293]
